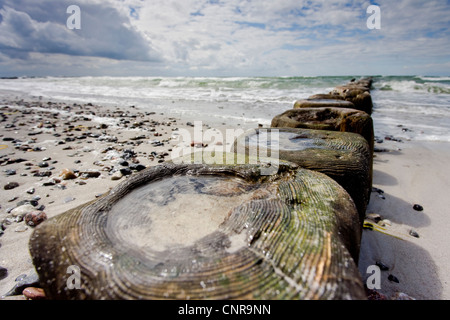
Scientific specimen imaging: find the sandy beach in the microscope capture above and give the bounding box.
[359,138,450,299]
[0,94,243,299]
[1,92,449,300]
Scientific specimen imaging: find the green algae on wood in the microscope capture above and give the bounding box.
[270,107,374,185]
[29,162,365,300]
[270,107,374,153]
[232,128,371,223]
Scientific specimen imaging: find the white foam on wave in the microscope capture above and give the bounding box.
[417,76,450,82]
[2,76,450,143]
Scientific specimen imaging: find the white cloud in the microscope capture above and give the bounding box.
[0,0,449,76]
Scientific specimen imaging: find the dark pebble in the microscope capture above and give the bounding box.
[376,261,389,271]
[4,182,19,190]
[121,149,136,160]
[120,168,132,176]
[129,164,146,171]
[33,171,52,177]
[372,187,384,194]
[4,169,16,176]
[409,229,420,238]
[413,204,423,211]
[80,171,101,178]
[388,274,400,283]
[0,266,7,280]
[119,160,129,166]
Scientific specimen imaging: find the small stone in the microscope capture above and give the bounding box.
[129,164,146,171]
[15,225,28,232]
[22,287,46,300]
[366,213,381,223]
[372,187,384,194]
[376,261,389,271]
[4,182,19,190]
[120,168,132,176]
[33,171,52,177]
[80,170,101,178]
[64,197,75,203]
[377,219,392,227]
[0,266,7,280]
[4,169,16,176]
[38,161,49,168]
[11,204,35,221]
[413,204,423,211]
[24,211,47,227]
[119,160,129,166]
[60,168,77,180]
[111,172,123,181]
[409,229,420,238]
[26,188,35,194]
[388,274,399,283]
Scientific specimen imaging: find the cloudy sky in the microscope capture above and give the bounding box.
[0,0,449,77]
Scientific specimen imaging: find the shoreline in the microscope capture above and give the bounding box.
[1,94,449,300]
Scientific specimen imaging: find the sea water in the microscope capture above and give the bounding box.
[1,75,449,142]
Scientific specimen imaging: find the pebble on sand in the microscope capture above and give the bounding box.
[60,168,77,180]
[24,211,47,227]
[388,274,400,283]
[22,287,46,300]
[4,182,19,190]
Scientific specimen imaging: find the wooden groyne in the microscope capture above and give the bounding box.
[29,78,375,300]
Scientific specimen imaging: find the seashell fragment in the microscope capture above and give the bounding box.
[29,161,365,300]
